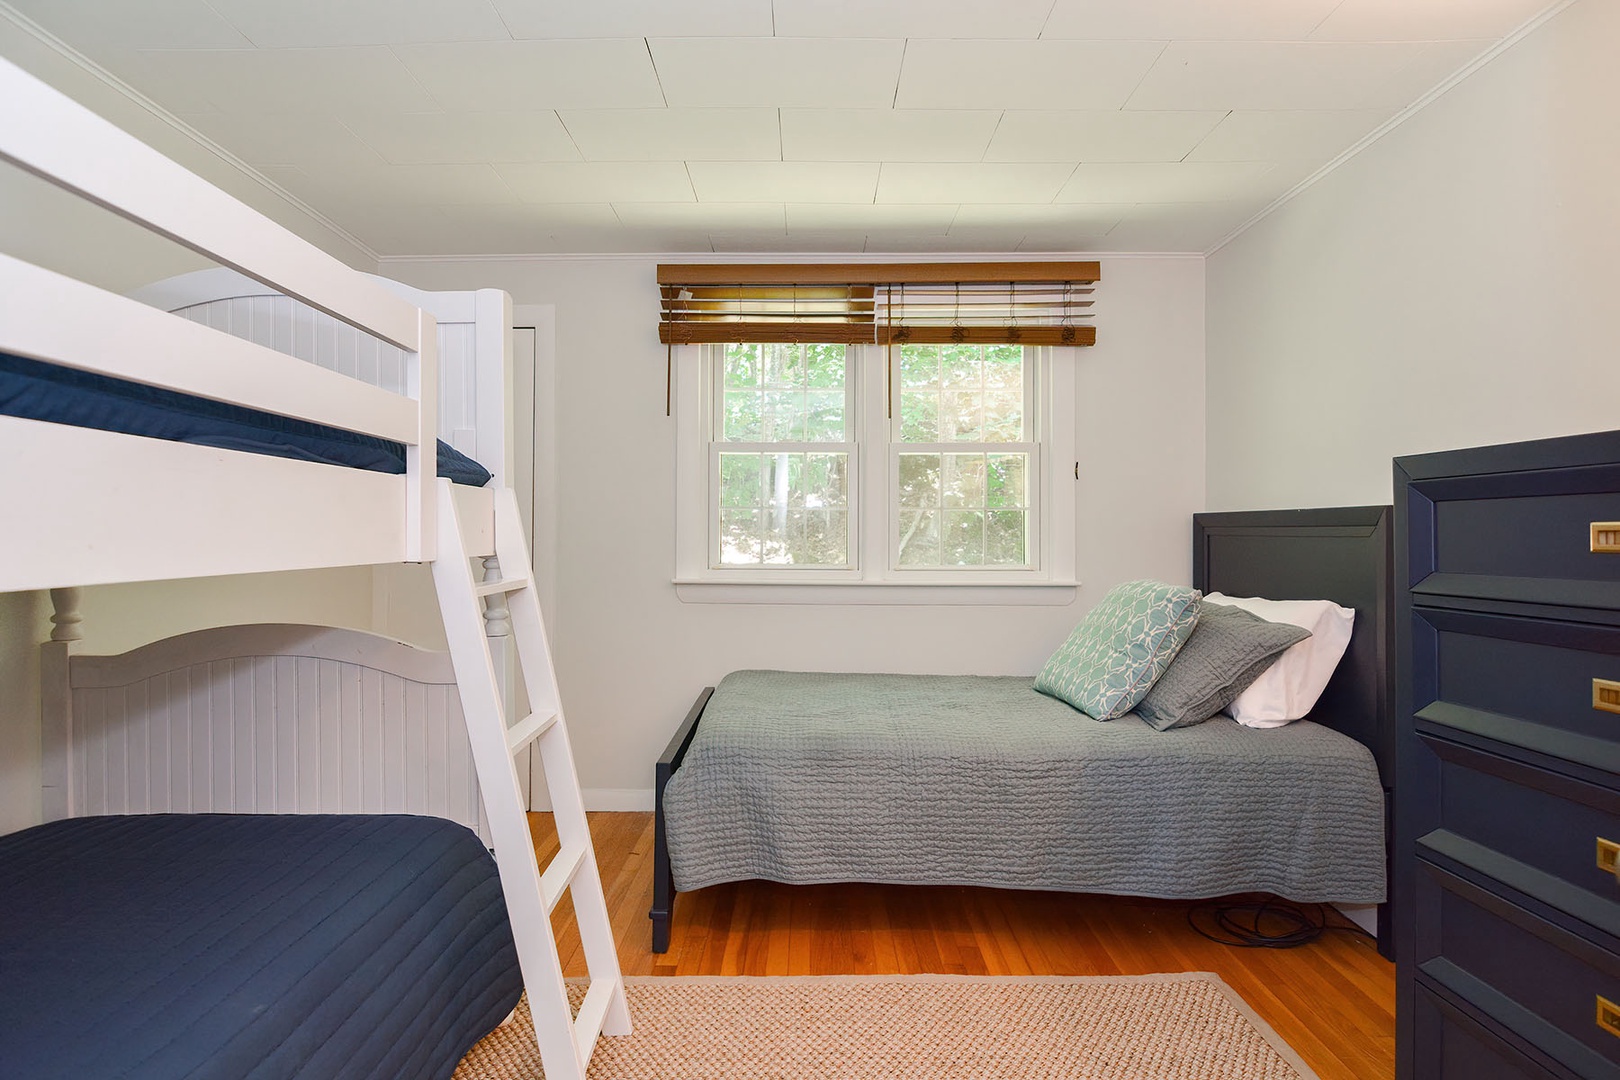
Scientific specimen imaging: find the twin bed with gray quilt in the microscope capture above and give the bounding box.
[652,508,1396,957]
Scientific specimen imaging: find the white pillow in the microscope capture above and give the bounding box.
[1202,592,1355,728]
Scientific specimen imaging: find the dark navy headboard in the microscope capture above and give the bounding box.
[1192,506,1395,790]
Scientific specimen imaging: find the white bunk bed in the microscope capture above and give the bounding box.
[0,55,624,1080]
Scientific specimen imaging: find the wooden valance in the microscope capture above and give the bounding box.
[657,262,1099,347]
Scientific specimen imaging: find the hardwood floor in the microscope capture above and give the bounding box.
[530,812,1395,1080]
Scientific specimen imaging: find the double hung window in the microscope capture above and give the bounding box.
[675,341,1075,595]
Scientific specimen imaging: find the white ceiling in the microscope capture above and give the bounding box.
[1,0,1558,258]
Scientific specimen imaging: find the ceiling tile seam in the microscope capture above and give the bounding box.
[682,161,698,202]
[1203,0,1578,258]
[1176,110,1233,164]
[980,110,1008,163]
[1305,1,1349,40]
[388,43,450,116]
[195,0,255,48]
[890,39,908,108]
[483,0,518,43]
[0,1,383,265]
[552,110,586,163]
[776,108,783,162]
[1118,40,1172,112]
[644,37,669,108]
[1035,0,1061,41]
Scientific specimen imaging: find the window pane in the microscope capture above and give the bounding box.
[986,453,1027,507]
[899,345,939,388]
[803,391,845,441]
[896,453,940,509]
[724,343,761,387]
[986,510,1027,565]
[898,510,939,565]
[803,452,847,508]
[804,343,845,387]
[897,343,1026,444]
[941,453,986,508]
[983,391,1024,442]
[723,391,763,441]
[764,342,803,388]
[899,390,938,441]
[719,509,762,565]
[941,390,982,441]
[719,453,763,507]
[943,510,985,566]
[942,344,979,386]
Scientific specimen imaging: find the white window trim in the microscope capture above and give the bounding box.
[673,343,1077,604]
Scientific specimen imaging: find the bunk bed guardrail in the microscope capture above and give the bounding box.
[0,55,441,590]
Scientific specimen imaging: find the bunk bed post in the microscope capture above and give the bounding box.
[473,289,515,489]
[406,308,439,563]
[40,587,82,821]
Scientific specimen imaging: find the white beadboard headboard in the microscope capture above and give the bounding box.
[128,268,514,488]
[41,623,489,841]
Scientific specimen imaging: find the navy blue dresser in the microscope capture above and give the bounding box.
[1396,430,1620,1079]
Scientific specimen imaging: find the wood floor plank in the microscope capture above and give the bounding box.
[535,812,1394,1079]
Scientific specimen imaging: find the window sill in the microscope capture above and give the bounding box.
[673,579,1080,606]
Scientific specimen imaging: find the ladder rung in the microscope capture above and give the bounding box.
[573,975,620,1065]
[475,575,531,597]
[506,711,558,754]
[538,842,587,913]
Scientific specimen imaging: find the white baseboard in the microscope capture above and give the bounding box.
[1333,903,1378,937]
[528,788,655,813]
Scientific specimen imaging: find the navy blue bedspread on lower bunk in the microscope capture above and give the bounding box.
[0,351,492,486]
[0,814,522,1080]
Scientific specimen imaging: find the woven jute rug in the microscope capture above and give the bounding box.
[453,973,1319,1080]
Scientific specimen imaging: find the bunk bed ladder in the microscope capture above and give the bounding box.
[432,480,630,1080]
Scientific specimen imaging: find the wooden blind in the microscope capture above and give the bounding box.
[657,262,1099,347]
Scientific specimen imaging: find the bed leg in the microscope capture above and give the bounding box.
[650,686,710,954]
[650,781,675,954]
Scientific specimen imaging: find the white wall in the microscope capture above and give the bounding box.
[1206,0,1620,511]
[381,255,1206,799]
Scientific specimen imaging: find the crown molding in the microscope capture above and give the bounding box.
[1204,0,1578,258]
[0,1,381,267]
[376,249,1207,267]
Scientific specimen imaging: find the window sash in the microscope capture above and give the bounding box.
[707,442,859,570]
[888,443,1041,571]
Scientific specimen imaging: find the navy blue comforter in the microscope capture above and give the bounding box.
[0,814,522,1080]
[0,351,491,486]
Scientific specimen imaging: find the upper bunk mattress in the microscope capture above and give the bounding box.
[0,813,522,1080]
[662,670,1386,904]
[0,351,491,485]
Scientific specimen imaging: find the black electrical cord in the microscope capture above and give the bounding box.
[1187,898,1377,949]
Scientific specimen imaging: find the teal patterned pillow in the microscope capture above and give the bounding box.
[1034,580,1202,720]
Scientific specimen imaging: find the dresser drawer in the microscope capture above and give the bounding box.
[1414,608,1620,774]
[1415,983,1569,1080]
[1418,738,1620,939]
[1416,862,1620,1076]
[1406,463,1620,610]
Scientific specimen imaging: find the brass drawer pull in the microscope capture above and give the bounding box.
[1600,838,1620,879]
[1600,996,1620,1039]
[1594,523,1620,553]
[1597,679,1620,715]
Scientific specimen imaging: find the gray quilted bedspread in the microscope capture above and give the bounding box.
[662,671,1386,904]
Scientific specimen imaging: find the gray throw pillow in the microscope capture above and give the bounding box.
[1033,579,1201,720]
[1134,603,1311,731]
